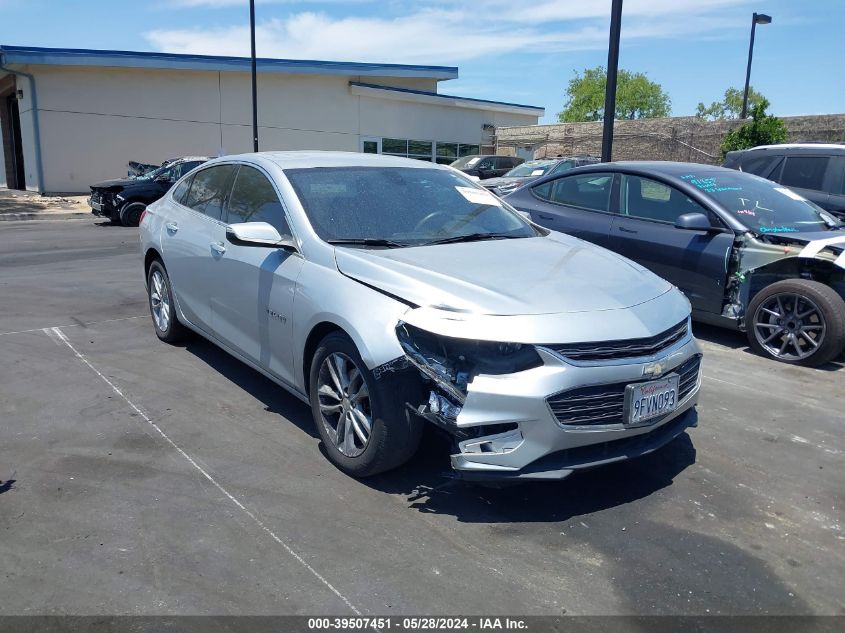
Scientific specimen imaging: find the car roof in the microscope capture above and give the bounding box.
[582,160,735,176]
[735,143,845,154]
[212,150,449,170]
[173,156,212,163]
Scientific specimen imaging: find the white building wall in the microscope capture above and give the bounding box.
[20,65,538,193]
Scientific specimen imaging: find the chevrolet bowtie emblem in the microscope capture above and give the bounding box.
[643,360,667,378]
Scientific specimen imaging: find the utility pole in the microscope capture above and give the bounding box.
[250,0,259,152]
[601,0,623,163]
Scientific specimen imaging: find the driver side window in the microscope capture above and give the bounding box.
[226,166,293,238]
[620,175,710,224]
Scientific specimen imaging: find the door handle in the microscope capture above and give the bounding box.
[618,226,638,234]
[538,214,554,220]
[165,222,178,233]
[210,241,226,255]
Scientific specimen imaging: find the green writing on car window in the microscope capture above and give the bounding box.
[680,174,741,194]
[759,226,800,233]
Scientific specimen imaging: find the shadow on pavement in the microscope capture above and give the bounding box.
[180,333,698,523]
[184,337,318,439]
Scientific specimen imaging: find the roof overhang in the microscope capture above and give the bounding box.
[0,45,459,81]
[349,81,544,117]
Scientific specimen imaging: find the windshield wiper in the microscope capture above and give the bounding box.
[327,238,411,248]
[424,232,524,246]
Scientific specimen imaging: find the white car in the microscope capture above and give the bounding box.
[140,151,701,480]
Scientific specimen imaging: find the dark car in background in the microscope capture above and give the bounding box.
[89,156,209,226]
[481,155,600,196]
[505,161,845,366]
[724,144,845,219]
[450,154,523,179]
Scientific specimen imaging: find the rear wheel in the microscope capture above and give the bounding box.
[147,260,187,344]
[746,279,845,366]
[309,332,422,477]
[119,201,146,227]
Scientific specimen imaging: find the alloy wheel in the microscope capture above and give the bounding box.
[752,293,826,361]
[317,352,373,457]
[149,270,171,333]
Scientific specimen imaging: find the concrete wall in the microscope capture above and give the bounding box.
[8,65,537,193]
[496,114,845,164]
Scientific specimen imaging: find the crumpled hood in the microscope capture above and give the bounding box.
[334,233,674,316]
[757,230,845,267]
[91,178,137,191]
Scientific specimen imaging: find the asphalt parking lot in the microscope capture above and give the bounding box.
[0,218,843,616]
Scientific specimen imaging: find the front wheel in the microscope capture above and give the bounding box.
[309,332,422,477]
[119,201,146,227]
[746,279,845,366]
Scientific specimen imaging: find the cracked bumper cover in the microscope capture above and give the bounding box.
[446,339,702,481]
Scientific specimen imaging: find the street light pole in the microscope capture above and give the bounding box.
[249,0,259,152]
[741,12,772,119]
[601,0,623,163]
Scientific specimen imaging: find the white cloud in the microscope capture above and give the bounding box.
[146,0,752,65]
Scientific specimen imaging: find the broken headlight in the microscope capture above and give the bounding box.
[396,322,543,404]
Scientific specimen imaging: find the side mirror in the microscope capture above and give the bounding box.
[675,212,714,231]
[154,174,171,183]
[226,222,297,250]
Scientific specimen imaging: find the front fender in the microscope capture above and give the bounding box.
[292,261,411,392]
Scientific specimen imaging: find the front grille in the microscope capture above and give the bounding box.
[546,320,689,363]
[547,354,701,427]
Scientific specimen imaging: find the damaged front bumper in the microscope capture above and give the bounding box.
[395,315,702,481]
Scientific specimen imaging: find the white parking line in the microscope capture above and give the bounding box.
[46,325,361,615]
[0,315,147,338]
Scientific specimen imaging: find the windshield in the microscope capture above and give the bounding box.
[285,167,541,246]
[503,160,558,178]
[449,156,482,169]
[680,171,842,233]
[136,164,172,181]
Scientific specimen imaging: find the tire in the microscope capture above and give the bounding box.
[147,260,188,344]
[119,201,146,227]
[309,332,423,477]
[746,279,845,367]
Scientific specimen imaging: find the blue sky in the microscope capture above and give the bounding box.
[1,0,842,123]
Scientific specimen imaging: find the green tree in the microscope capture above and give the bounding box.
[696,86,766,120]
[557,66,671,122]
[720,98,788,158]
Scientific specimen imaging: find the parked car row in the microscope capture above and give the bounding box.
[140,152,702,481]
[480,155,600,196]
[505,161,845,366]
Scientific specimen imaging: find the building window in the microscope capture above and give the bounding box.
[379,139,481,164]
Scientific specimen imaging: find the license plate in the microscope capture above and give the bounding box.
[625,375,679,425]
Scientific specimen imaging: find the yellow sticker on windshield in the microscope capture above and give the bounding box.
[455,186,501,206]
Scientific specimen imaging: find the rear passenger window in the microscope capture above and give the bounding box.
[533,173,614,213]
[172,176,193,205]
[741,155,782,178]
[621,175,709,224]
[184,165,237,220]
[780,156,829,191]
[226,166,292,237]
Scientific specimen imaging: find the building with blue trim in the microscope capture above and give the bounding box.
[0,45,543,193]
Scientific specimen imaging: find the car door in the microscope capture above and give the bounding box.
[825,156,845,218]
[161,164,237,332]
[774,155,832,210]
[608,173,735,315]
[514,171,617,248]
[212,165,304,385]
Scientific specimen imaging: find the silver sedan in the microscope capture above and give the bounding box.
[140,151,702,481]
